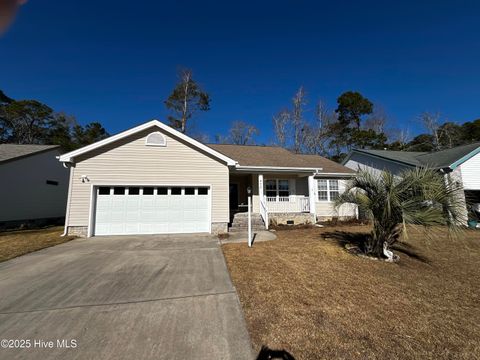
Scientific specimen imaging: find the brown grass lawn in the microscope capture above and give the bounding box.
[0,226,76,262]
[222,225,480,360]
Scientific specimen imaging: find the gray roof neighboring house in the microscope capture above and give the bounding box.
[344,142,480,170]
[208,144,354,173]
[0,144,59,163]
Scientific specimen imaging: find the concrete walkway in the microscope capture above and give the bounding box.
[220,230,277,244]
[0,234,253,360]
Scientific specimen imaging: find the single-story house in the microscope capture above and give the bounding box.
[58,120,357,237]
[0,144,69,228]
[342,142,480,221]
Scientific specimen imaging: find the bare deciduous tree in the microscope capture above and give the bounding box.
[228,120,259,145]
[364,105,387,133]
[303,100,336,156]
[420,112,441,150]
[291,86,307,153]
[272,109,290,147]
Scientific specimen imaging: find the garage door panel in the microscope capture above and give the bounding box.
[94,186,210,235]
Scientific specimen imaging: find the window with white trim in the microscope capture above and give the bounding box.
[317,179,340,201]
[145,131,167,146]
[265,179,290,199]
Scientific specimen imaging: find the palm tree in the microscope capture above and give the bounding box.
[336,168,466,260]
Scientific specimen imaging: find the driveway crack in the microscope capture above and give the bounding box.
[0,290,237,315]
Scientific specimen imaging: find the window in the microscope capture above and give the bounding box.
[128,187,140,195]
[278,180,289,197]
[329,180,339,200]
[317,179,340,201]
[266,180,277,197]
[145,132,166,147]
[113,187,125,195]
[184,187,195,195]
[265,179,290,199]
[157,187,168,195]
[143,187,154,195]
[198,187,208,195]
[318,180,328,201]
[46,180,59,186]
[98,187,110,195]
[171,187,182,195]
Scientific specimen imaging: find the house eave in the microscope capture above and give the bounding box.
[346,149,420,168]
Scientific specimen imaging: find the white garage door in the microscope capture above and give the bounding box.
[94,186,210,235]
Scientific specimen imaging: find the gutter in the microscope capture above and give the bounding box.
[234,165,323,173]
[315,172,356,177]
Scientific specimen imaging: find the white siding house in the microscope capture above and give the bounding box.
[343,143,480,223]
[459,151,480,190]
[0,145,69,227]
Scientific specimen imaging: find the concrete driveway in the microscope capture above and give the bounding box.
[0,234,253,360]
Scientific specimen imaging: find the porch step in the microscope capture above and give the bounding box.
[229,212,266,231]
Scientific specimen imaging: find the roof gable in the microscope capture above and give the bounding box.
[58,120,237,165]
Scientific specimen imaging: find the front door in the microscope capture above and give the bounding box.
[229,184,239,211]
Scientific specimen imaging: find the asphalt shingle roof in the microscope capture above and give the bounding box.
[207,144,354,173]
[353,142,480,169]
[0,144,59,163]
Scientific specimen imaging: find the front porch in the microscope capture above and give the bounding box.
[229,172,318,229]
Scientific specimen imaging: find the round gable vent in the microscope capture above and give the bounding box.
[145,131,167,147]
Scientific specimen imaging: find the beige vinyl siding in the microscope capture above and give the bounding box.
[67,127,229,227]
[315,179,357,218]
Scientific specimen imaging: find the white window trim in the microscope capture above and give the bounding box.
[145,131,167,147]
[317,179,340,202]
[265,179,290,202]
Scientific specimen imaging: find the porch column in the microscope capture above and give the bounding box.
[258,174,264,202]
[308,175,316,222]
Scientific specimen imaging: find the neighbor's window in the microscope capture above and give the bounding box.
[266,179,290,199]
[317,179,340,202]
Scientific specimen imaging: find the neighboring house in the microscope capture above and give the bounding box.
[343,143,480,221]
[58,120,357,237]
[0,144,69,228]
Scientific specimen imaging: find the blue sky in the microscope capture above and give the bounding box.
[1,0,479,143]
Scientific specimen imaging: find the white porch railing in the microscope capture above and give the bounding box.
[265,196,310,213]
